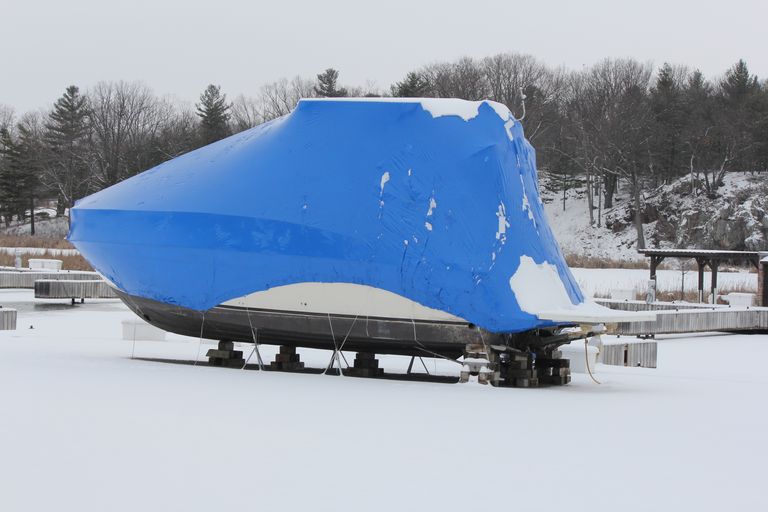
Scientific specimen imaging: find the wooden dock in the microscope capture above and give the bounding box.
[597,299,768,336]
[34,280,118,300]
[0,308,17,330]
[0,270,101,289]
[601,340,657,368]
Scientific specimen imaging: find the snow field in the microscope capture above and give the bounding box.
[0,288,767,511]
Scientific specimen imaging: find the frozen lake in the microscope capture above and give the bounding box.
[0,288,766,511]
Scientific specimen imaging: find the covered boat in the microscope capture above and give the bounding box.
[69,98,622,368]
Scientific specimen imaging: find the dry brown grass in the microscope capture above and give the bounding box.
[565,254,649,269]
[635,281,757,303]
[0,234,91,270]
[564,253,756,273]
[0,235,74,250]
[0,252,93,271]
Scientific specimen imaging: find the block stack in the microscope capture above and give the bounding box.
[206,341,245,368]
[270,345,305,371]
[346,352,384,377]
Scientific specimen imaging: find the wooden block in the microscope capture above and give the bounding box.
[504,360,530,370]
[503,368,536,379]
[535,358,570,368]
[206,349,243,359]
[514,377,539,388]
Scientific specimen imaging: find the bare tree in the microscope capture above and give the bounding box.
[482,53,549,113]
[259,76,316,121]
[0,105,14,133]
[230,94,262,132]
[421,57,488,100]
[88,81,165,187]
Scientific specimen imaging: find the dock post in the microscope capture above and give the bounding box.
[696,258,706,303]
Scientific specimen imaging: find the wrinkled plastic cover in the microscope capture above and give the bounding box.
[69,98,584,333]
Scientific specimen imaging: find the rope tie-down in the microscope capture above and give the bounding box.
[243,306,265,370]
[584,338,601,385]
[323,314,358,375]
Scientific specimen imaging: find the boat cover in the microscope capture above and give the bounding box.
[69,98,587,333]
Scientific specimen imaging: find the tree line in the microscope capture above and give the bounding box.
[1,57,766,245]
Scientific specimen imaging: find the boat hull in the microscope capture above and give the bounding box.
[116,289,504,358]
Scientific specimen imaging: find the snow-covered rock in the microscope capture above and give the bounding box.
[543,172,768,260]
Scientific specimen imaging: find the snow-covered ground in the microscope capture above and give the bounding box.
[544,187,649,262]
[543,172,768,261]
[1,288,767,511]
[0,216,69,237]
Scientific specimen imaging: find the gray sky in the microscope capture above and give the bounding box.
[2,0,766,112]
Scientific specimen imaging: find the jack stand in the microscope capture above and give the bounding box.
[270,345,305,371]
[345,352,384,377]
[207,341,245,368]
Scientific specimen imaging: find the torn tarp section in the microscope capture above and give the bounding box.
[69,98,585,333]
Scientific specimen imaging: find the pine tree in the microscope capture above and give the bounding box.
[721,60,759,102]
[196,84,232,145]
[314,69,348,97]
[650,63,687,181]
[391,72,430,97]
[718,60,761,174]
[16,121,43,234]
[44,85,92,216]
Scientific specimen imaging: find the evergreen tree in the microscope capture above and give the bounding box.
[649,63,687,182]
[15,121,44,234]
[717,60,761,173]
[44,85,92,215]
[681,70,717,181]
[0,125,41,229]
[196,84,232,145]
[391,72,430,97]
[0,128,25,226]
[314,69,348,97]
[720,60,759,101]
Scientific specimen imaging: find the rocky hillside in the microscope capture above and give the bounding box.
[543,172,768,262]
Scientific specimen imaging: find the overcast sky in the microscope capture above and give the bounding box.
[1,0,766,112]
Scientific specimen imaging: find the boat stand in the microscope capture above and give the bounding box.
[345,352,384,378]
[270,345,306,371]
[206,341,245,368]
[460,343,571,387]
